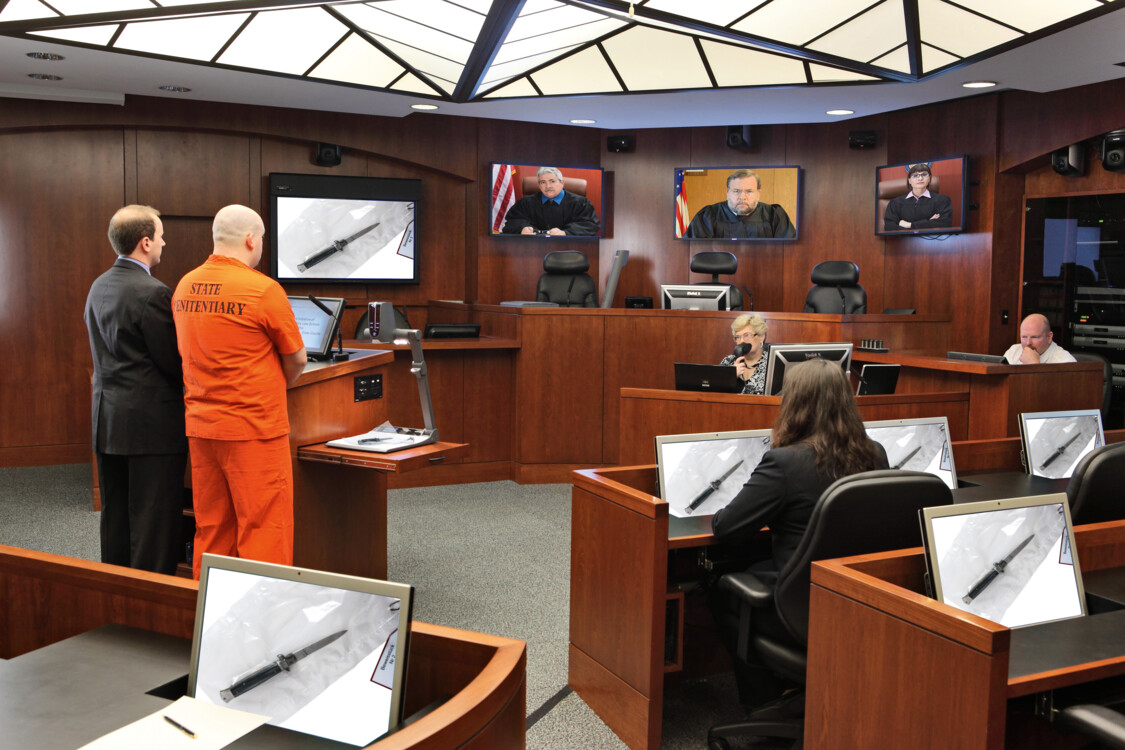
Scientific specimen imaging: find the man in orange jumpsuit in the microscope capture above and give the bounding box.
[173,204,307,578]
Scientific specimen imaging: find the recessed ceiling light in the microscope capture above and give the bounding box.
[826,109,854,116]
[962,80,997,89]
[27,73,62,81]
[26,52,64,61]
[411,103,439,111]
[159,85,191,92]
[570,119,596,124]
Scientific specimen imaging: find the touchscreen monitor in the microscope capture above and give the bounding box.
[864,416,957,490]
[655,429,771,517]
[1018,408,1104,479]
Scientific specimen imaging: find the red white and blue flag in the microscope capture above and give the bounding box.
[491,164,516,233]
[675,170,689,238]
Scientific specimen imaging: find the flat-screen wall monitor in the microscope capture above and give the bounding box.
[288,295,345,360]
[269,172,420,284]
[864,417,958,490]
[188,554,414,746]
[488,163,604,237]
[661,284,731,310]
[674,166,800,241]
[655,429,772,518]
[875,155,968,237]
[1018,409,1105,479]
[763,342,854,395]
[920,494,1085,628]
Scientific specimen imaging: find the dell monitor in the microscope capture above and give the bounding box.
[661,284,731,310]
[763,342,853,395]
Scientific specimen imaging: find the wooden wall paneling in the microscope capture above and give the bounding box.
[461,350,514,464]
[136,130,251,215]
[782,118,888,314]
[475,122,602,303]
[988,171,1025,354]
[156,216,217,295]
[0,129,124,459]
[1024,157,1125,198]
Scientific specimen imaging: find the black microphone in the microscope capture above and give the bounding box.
[733,343,754,359]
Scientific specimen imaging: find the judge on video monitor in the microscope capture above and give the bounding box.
[685,169,795,239]
[883,162,953,231]
[500,167,600,236]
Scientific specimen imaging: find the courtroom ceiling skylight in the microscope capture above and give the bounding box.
[0,0,1118,103]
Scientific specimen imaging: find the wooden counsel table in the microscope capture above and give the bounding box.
[0,545,526,750]
[853,351,1104,439]
[807,521,1125,749]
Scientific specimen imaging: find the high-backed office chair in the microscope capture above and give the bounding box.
[521,175,588,198]
[706,470,953,750]
[1054,704,1125,747]
[1072,351,1113,424]
[802,261,866,314]
[691,251,744,310]
[1067,442,1125,525]
[536,250,597,307]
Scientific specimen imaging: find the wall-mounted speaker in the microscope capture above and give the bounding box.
[607,134,635,153]
[726,125,751,151]
[1101,130,1125,172]
[315,142,342,167]
[849,130,876,149]
[1051,143,1086,176]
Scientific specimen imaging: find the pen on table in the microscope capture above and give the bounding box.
[164,714,196,739]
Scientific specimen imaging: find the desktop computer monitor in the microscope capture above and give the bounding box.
[763,342,853,395]
[660,284,731,311]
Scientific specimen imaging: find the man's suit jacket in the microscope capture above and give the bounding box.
[85,258,187,455]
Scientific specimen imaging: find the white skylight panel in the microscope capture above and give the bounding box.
[732,0,877,46]
[492,18,618,65]
[308,32,406,88]
[114,14,249,61]
[149,0,254,5]
[953,0,1100,34]
[217,8,347,74]
[482,77,539,98]
[450,0,493,12]
[808,1,905,62]
[507,3,612,42]
[644,0,769,28]
[30,25,119,45]
[808,63,877,82]
[335,3,477,64]
[377,37,464,88]
[870,44,911,73]
[701,40,807,86]
[390,72,442,94]
[47,0,152,13]
[602,25,711,91]
[530,45,623,95]
[918,0,1020,58]
[482,45,583,88]
[354,0,486,42]
[920,42,958,73]
[0,0,58,21]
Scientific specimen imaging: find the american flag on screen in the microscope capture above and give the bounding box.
[491,164,516,233]
[675,170,689,238]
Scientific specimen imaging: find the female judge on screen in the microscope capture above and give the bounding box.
[883,162,953,231]
[719,313,768,395]
[709,359,889,707]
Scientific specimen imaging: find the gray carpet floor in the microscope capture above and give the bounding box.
[0,465,746,749]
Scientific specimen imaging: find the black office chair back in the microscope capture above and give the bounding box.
[773,470,953,644]
[1072,351,1113,424]
[1067,442,1125,525]
[690,250,744,310]
[802,260,866,314]
[536,250,597,307]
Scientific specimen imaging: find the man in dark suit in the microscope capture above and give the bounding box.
[84,205,187,574]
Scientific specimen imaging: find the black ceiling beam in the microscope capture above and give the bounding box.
[902,0,922,78]
[452,0,525,102]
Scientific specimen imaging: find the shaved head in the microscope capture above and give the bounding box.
[213,204,263,248]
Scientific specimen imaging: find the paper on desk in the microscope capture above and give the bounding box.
[79,695,268,750]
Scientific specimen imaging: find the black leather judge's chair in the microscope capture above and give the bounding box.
[691,251,744,310]
[802,260,866,314]
[1067,442,1125,525]
[1072,351,1113,424]
[536,250,597,307]
[707,470,953,750]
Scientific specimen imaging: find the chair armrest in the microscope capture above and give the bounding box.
[1057,705,1125,748]
[719,572,774,608]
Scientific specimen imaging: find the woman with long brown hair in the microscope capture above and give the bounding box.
[713,357,889,577]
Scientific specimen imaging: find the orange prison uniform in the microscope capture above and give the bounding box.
[172,254,305,578]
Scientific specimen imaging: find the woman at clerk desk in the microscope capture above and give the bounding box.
[719,314,768,395]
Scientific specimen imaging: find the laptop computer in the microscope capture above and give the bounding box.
[673,362,742,393]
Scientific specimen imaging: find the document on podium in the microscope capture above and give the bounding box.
[79,695,267,750]
[327,422,436,454]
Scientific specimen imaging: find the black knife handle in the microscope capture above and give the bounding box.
[220,661,284,701]
[962,568,1000,604]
